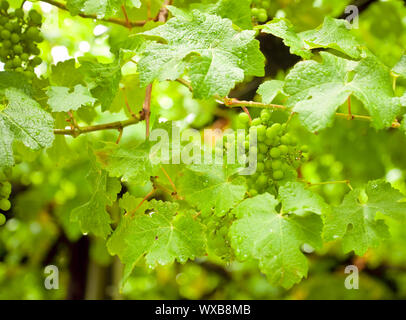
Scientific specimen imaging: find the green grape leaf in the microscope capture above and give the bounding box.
[0,71,32,96]
[262,17,362,59]
[47,85,96,112]
[285,52,400,132]
[178,165,247,217]
[324,180,406,255]
[278,182,329,216]
[50,59,84,88]
[138,8,265,99]
[301,17,362,59]
[0,88,54,169]
[107,200,206,283]
[197,0,253,30]
[392,55,406,78]
[79,58,122,112]
[229,193,323,288]
[71,153,122,238]
[257,80,285,104]
[67,0,141,18]
[95,142,153,186]
[261,18,312,59]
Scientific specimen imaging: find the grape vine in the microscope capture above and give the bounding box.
[0,0,406,297]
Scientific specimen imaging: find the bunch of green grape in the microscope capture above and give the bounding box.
[0,0,43,79]
[238,109,309,196]
[205,213,233,259]
[0,169,12,226]
[251,0,270,23]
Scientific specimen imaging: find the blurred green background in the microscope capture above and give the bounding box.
[1,0,406,299]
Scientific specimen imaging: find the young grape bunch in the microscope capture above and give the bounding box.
[0,1,43,79]
[238,109,309,197]
[0,168,12,226]
[251,0,270,23]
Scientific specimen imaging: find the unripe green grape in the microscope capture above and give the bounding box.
[260,109,271,122]
[20,52,29,61]
[257,162,265,172]
[4,22,13,31]
[30,45,40,56]
[34,34,44,43]
[0,213,5,225]
[270,147,281,158]
[278,144,289,155]
[264,160,273,170]
[258,143,268,154]
[24,70,35,79]
[0,1,9,11]
[256,175,268,187]
[251,118,261,126]
[3,39,11,48]
[0,198,10,211]
[0,16,7,25]
[264,138,273,146]
[251,8,260,16]
[238,112,250,124]
[261,1,270,9]
[249,189,258,197]
[26,26,39,39]
[257,153,265,162]
[13,44,22,54]
[1,29,10,39]
[257,10,268,23]
[273,170,284,180]
[14,8,24,19]
[281,134,290,145]
[0,182,11,197]
[272,136,280,146]
[244,140,250,151]
[289,136,297,146]
[271,160,282,170]
[12,56,21,67]
[0,47,8,59]
[29,10,42,25]
[256,124,266,136]
[10,32,19,43]
[4,60,13,69]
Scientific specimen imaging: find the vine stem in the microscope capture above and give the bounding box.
[303,180,353,190]
[173,78,401,129]
[53,113,143,136]
[40,0,148,27]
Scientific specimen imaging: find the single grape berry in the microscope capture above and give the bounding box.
[273,170,284,180]
[270,147,281,158]
[0,213,6,226]
[0,182,11,197]
[238,112,250,124]
[251,118,261,126]
[14,8,24,19]
[0,198,11,211]
[0,0,9,11]
[29,10,42,25]
[13,44,23,55]
[10,33,19,43]
[32,56,42,66]
[1,29,10,39]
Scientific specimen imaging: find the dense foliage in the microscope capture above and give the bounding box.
[1,0,406,300]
